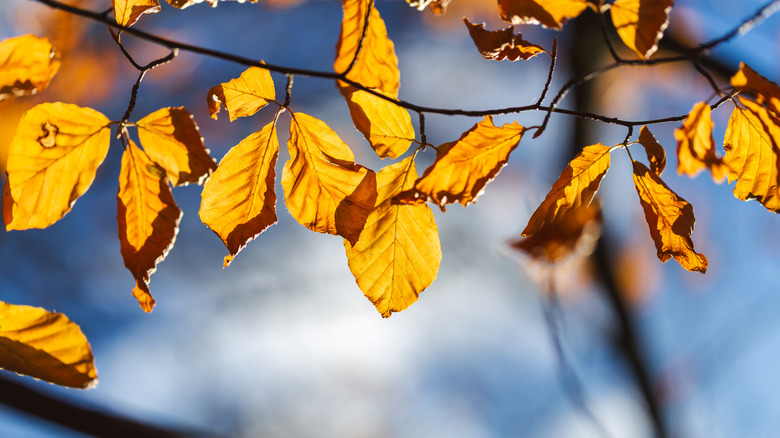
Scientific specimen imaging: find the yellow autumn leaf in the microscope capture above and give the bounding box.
[282,112,377,244]
[511,203,601,263]
[113,0,160,27]
[136,107,217,186]
[610,0,673,59]
[463,18,548,61]
[632,161,707,273]
[675,102,727,181]
[731,62,780,114]
[523,144,611,236]
[117,140,182,312]
[5,102,110,231]
[638,125,666,175]
[0,34,60,101]
[723,97,780,212]
[344,88,414,159]
[334,0,399,96]
[406,0,450,14]
[497,0,591,30]
[207,66,276,121]
[200,122,279,267]
[345,156,441,318]
[397,116,524,211]
[0,301,97,389]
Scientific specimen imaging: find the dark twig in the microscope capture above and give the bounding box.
[534,37,557,108]
[419,112,427,147]
[116,48,177,137]
[698,0,780,51]
[596,1,622,62]
[284,74,294,108]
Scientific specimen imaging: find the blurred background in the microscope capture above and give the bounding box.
[2,0,780,437]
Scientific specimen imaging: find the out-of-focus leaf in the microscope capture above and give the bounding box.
[117,141,181,313]
[344,88,414,159]
[0,34,60,101]
[137,107,216,187]
[632,161,707,273]
[497,0,590,30]
[334,0,399,96]
[207,66,275,121]
[113,0,160,27]
[511,204,601,263]
[200,122,279,267]
[723,97,780,212]
[397,116,524,210]
[345,157,441,317]
[463,18,547,61]
[731,62,780,114]
[0,301,97,389]
[675,101,727,181]
[405,0,450,14]
[610,0,673,59]
[165,0,257,8]
[638,125,666,175]
[5,102,110,230]
[282,113,377,244]
[522,144,611,236]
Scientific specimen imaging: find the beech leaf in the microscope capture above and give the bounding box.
[638,125,666,175]
[632,161,707,273]
[345,157,441,317]
[113,0,160,27]
[282,113,377,244]
[522,143,611,236]
[199,122,279,267]
[463,18,547,61]
[397,116,524,211]
[405,0,450,14]
[165,0,257,8]
[497,0,591,30]
[0,301,97,389]
[610,0,673,59]
[511,204,600,263]
[136,107,217,186]
[731,62,780,114]
[0,34,61,101]
[117,141,182,312]
[344,87,414,159]
[675,101,727,181]
[207,66,276,121]
[5,102,110,230]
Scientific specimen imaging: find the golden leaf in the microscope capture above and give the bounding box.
[344,88,414,159]
[207,66,276,121]
[463,18,547,61]
[522,144,611,236]
[199,122,279,267]
[638,125,666,175]
[497,0,591,30]
[731,62,780,114]
[136,107,217,186]
[5,102,110,230]
[0,34,61,101]
[610,0,673,59]
[164,0,257,8]
[282,113,377,244]
[117,141,182,312]
[334,0,399,96]
[398,116,524,211]
[113,0,160,27]
[511,204,600,263]
[723,97,780,212]
[345,157,441,317]
[0,301,97,389]
[632,161,707,273]
[406,0,450,14]
[674,102,727,181]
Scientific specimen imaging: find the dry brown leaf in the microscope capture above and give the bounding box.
[675,101,727,181]
[610,0,673,59]
[113,0,160,27]
[639,125,666,175]
[463,18,547,61]
[117,140,182,312]
[498,0,591,29]
[344,87,414,159]
[207,66,275,121]
[0,34,61,101]
[632,161,707,273]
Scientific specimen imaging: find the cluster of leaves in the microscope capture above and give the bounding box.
[1,0,779,390]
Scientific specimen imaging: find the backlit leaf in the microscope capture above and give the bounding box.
[165,0,257,8]
[113,0,160,27]
[406,0,450,14]
[0,301,97,389]
[723,97,780,212]
[731,62,780,114]
[522,144,611,236]
[511,204,600,263]
[5,102,110,230]
[282,113,377,244]
[398,116,524,210]
[345,157,441,317]
[638,125,666,175]
[610,0,673,59]
[200,122,279,267]
[136,107,216,187]
[207,66,276,121]
[675,102,727,181]
[0,34,60,101]
[344,88,414,159]
[632,161,707,273]
[498,0,590,30]
[463,18,547,61]
[117,141,182,312]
